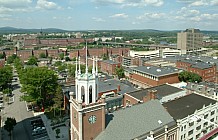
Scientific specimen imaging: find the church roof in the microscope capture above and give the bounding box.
[95,100,175,140]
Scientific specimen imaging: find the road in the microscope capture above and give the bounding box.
[2,75,34,140]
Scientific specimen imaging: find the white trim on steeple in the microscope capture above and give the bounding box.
[75,57,78,77]
[78,56,81,74]
[92,56,95,74]
[95,56,98,76]
[85,39,88,74]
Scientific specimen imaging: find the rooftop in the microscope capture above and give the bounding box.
[131,66,179,77]
[127,84,183,101]
[178,58,214,69]
[95,100,175,140]
[98,79,137,94]
[165,55,218,69]
[163,93,217,120]
[102,60,119,65]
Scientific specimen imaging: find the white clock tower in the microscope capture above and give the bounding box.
[70,42,106,140]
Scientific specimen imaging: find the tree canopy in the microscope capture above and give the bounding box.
[6,54,18,64]
[178,71,202,83]
[39,53,47,58]
[0,66,13,90]
[20,67,58,106]
[115,67,125,79]
[26,56,38,66]
[4,117,17,139]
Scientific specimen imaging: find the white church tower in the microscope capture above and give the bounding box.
[74,41,99,105]
[70,41,105,140]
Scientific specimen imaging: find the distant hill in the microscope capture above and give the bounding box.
[0,27,218,35]
[0,27,68,34]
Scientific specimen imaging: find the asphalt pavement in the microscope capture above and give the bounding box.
[2,75,34,140]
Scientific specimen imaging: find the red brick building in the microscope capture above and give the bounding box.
[69,47,129,59]
[176,59,216,82]
[125,66,180,88]
[100,60,121,75]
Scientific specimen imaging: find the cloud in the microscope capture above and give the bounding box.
[0,0,32,8]
[92,17,106,22]
[92,0,164,7]
[211,0,218,6]
[0,0,32,14]
[36,0,60,10]
[137,12,166,20]
[189,0,208,6]
[110,13,128,18]
[177,7,200,17]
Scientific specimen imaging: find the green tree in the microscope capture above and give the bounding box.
[53,85,63,117]
[59,53,64,60]
[55,128,61,138]
[65,56,71,61]
[0,66,13,90]
[54,61,62,67]
[26,56,38,66]
[0,53,5,59]
[20,67,58,108]
[178,71,202,83]
[39,53,47,58]
[4,117,17,140]
[58,64,67,72]
[102,53,109,60]
[115,67,125,79]
[6,54,17,64]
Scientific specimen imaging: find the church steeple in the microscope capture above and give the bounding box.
[85,39,88,75]
[74,40,98,105]
[92,56,95,74]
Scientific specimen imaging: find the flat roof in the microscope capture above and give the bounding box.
[131,66,179,77]
[127,84,183,101]
[163,94,217,120]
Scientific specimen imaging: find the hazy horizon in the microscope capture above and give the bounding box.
[0,0,217,31]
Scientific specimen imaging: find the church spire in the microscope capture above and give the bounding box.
[75,57,78,77]
[92,56,95,74]
[95,56,98,76]
[78,56,81,74]
[85,39,88,74]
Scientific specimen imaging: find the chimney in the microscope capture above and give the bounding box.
[117,85,121,92]
[148,89,157,100]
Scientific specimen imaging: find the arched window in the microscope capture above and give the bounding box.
[89,86,92,103]
[81,86,85,102]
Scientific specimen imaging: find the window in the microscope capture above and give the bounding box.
[204,114,208,119]
[204,122,208,127]
[89,86,92,103]
[81,86,85,102]
[188,130,193,136]
[210,118,214,122]
[196,134,200,139]
[189,122,194,127]
[211,111,215,116]
[196,125,201,130]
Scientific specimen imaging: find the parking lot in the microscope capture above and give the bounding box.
[30,117,49,140]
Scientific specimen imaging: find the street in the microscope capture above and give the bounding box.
[2,74,34,140]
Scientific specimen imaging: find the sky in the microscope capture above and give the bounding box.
[0,0,217,31]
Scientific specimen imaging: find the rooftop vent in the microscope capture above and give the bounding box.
[156,69,161,72]
[158,120,162,125]
[147,67,150,69]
